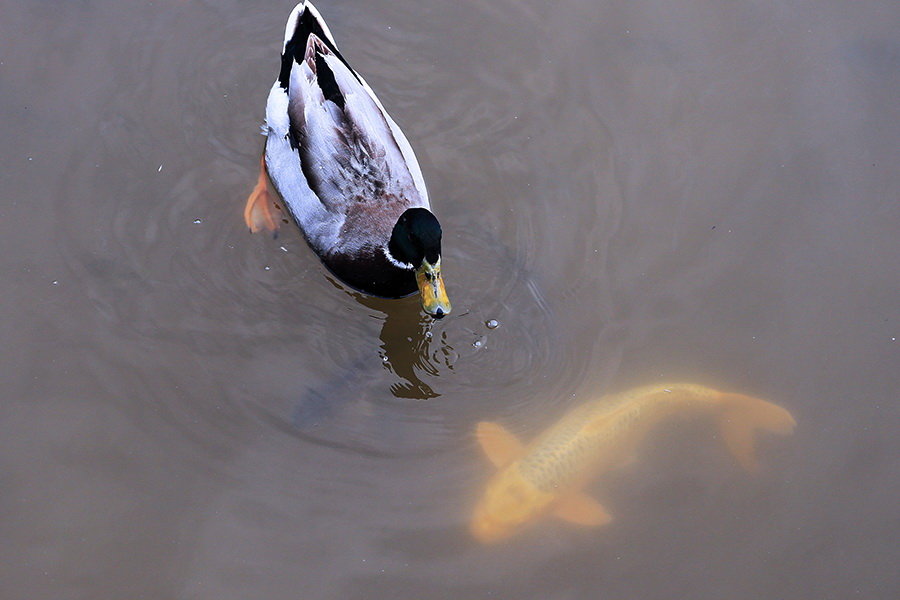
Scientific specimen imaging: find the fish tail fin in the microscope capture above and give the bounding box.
[718,393,796,472]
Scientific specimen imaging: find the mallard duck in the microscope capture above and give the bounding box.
[245,1,451,318]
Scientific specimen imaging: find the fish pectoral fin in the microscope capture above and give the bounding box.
[552,493,612,527]
[475,422,525,468]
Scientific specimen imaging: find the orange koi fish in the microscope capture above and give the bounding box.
[471,383,796,543]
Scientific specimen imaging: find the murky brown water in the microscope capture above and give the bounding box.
[2,0,898,598]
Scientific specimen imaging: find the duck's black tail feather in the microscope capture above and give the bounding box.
[279,1,358,91]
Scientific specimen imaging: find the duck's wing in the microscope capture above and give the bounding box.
[288,38,422,211]
[268,2,428,221]
[286,2,429,208]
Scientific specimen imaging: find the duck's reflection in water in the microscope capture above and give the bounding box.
[291,291,449,436]
[369,294,443,400]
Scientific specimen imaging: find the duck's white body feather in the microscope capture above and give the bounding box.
[264,1,429,260]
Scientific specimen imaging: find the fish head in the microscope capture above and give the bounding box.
[470,466,554,543]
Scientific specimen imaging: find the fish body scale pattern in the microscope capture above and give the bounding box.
[515,385,722,494]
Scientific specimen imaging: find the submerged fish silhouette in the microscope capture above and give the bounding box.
[471,383,796,543]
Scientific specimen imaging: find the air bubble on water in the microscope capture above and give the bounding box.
[486,319,500,329]
[473,337,485,348]
[193,218,202,224]
[424,331,433,339]
[382,355,389,363]
[264,265,271,271]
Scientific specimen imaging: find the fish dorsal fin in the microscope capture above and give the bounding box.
[475,421,525,468]
[552,493,613,527]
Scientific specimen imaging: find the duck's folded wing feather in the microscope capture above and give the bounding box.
[286,37,423,215]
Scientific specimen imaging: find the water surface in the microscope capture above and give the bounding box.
[1,0,898,598]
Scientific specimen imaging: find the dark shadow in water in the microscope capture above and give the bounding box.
[362,293,443,400]
[290,353,381,429]
[291,284,450,435]
[281,288,461,458]
[286,218,557,454]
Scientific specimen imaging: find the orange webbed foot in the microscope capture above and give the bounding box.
[243,156,280,235]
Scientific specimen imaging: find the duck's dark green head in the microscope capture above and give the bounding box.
[387,208,451,318]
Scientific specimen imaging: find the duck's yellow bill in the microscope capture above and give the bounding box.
[416,259,451,318]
